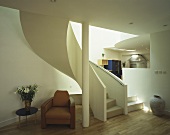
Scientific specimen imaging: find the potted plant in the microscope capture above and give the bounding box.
[102,53,105,58]
[15,84,38,111]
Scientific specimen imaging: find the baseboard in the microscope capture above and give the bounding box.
[0,116,18,128]
[0,109,41,128]
[164,110,170,116]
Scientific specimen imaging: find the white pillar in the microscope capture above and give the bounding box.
[82,22,89,127]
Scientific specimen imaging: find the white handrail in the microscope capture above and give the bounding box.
[89,61,126,86]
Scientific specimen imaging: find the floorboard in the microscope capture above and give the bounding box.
[0,105,170,135]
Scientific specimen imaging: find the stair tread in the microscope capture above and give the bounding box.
[107,98,115,102]
[128,101,143,106]
[107,106,122,112]
[128,95,137,102]
[128,95,137,98]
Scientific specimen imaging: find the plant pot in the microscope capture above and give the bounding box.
[25,100,31,111]
[150,95,165,116]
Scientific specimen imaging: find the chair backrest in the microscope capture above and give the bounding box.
[52,90,69,107]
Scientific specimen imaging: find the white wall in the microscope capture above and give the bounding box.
[71,23,136,64]
[122,69,152,107]
[104,49,121,60]
[150,29,170,111]
[123,29,170,113]
[0,6,81,127]
[89,26,134,64]
[70,21,82,49]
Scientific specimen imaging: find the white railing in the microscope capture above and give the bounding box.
[90,61,128,115]
[90,61,125,85]
[89,64,107,121]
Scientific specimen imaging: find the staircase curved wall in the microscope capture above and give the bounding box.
[0,6,82,128]
[20,11,75,79]
[67,23,82,88]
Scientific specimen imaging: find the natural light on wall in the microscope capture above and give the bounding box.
[137,96,151,113]
[70,21,137,48]
[70,21,82,49]
[143,105,151,113]
[70,22,138,63]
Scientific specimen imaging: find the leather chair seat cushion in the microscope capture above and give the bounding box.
[46,107,71,120]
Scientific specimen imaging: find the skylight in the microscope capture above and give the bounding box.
[70,21,137,50]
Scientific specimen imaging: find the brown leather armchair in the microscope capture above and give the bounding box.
[41,90,75,129]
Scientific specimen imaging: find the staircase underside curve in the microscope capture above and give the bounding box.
[20,11,75,79]
[67,23,82,88]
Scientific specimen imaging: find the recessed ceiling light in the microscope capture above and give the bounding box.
[50,0,56,2]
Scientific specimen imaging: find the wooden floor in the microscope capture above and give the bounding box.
[0,105,170,135]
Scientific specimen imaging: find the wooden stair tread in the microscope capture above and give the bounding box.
[107,106,122,112]
[127,95,137,103]
[128,101,143,106]
[107,98,115,102]
[128,100,144,113]
[107,106,123,118]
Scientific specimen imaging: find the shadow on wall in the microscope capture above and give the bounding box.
[0,6,81,127]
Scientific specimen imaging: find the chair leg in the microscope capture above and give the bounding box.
[41,121,47,129]
[70,123,75,129]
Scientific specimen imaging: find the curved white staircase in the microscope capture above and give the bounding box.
[20,11,143,122]
[20,11,75,80]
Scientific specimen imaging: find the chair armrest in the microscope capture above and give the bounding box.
[41,97,53,119]
[41,97,53,112]
[41,97,53,129]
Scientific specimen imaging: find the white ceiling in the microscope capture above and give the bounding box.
[0,0,170,49]
[0,0,170,35]
[109,34,150,51]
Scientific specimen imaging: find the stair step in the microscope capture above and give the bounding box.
[128,95,137,103]
[107,98,116,109]
[106,93,109,99]
[107,106,123,118]
[128,100,143,106]
[128,101,143,112]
